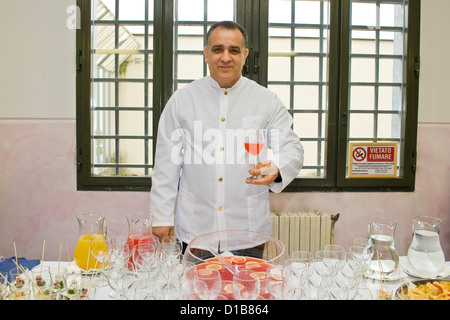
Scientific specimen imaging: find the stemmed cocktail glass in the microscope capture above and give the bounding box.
[244,129,265,179]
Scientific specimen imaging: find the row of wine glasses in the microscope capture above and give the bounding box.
[85,232,377,300]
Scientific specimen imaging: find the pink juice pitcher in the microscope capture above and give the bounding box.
[126,213,154,267]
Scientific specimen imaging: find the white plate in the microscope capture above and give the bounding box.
[366,268,408,281]
[399,256,450,279]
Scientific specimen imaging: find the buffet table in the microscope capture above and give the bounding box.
[30,258,448,301]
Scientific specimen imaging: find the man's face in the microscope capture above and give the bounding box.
[204,27,249,88]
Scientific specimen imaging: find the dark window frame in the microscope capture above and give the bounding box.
[76,0,420,192]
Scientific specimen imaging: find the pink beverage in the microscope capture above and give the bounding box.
[244,142,264,156]
[189,256,273,300]
[127,233,155,268]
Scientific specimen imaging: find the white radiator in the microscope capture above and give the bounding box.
[270,210,340,256]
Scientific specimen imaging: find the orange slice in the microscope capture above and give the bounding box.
[206,263,223,271]
[230,256,247,264]
[197,269,212,276]
[224,283,244,293]
[250,271,268,279]
[245,261,260,269]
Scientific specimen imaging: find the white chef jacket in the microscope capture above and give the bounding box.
[150,75,304,244]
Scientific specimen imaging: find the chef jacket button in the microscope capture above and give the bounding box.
[218,206,223,212]
[221,117,226,122]
[218,177,223,182]
[220,147,224,151]
[224,91,228,95]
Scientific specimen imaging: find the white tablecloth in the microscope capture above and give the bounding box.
[38,258,449,300]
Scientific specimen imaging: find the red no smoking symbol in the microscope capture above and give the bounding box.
[353,147,366,161]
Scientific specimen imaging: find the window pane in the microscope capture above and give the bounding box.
[90,0,154,177]
[268,57,291,82]
[174,0,236,90]
[294,85,319,110]
[347,0,408,179]
[208,0,234,21]
[268,0,330,178]
[349,113,374,139]
[177,54,205,81]
[350,86,374,110]
[177,0,204,21]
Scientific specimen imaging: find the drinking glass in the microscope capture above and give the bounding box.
[324,244,346,264]
[315,249,340,272]
[285,251,313,278]
[265,265,296,300]
[331,252,360,300]
[104,263,128,299]
[233,267,260,300]
[211,280,233,300]
[9,268,29,290]
[31,265,54,298]
[77,287,98,300]
[349,245,373,273]
[90,234,113,286]
[349,245,373,293]
[303,261,334,300]
[244,129,265,179]
[62,270,84,299]
[133,241,159,279]
[162,282,183,300]
[161,235,182,251]
[194,266,221,300]
[134,283,154,300]
[50,266,65,292]
[181,279,207,300]
[121,271,142,300]
[10,288,31,300]
[160,241,182,283]
[109,236,133,268]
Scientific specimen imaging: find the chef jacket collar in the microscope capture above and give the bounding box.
[207,75,244,92]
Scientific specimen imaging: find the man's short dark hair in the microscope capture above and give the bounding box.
[206,21,248,49]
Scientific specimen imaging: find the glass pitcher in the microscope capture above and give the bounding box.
[126,213,154,263]
[407,216,445,274]
[366,217,399,277]
[73,213,106,270]
[126,213,153,243]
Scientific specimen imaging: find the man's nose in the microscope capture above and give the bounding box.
[221,50,232,62]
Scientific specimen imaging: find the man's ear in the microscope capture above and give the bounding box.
[204,46,208,64]
[244,48,249,61]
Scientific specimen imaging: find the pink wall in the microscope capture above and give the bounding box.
[0,122,149,260]
[0,122,448,261]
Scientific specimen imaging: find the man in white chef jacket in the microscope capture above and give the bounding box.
[150,21,304,251]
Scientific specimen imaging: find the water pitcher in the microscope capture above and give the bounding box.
[366,217,399,276]
[73,213,106,270]
[407,216,445,274]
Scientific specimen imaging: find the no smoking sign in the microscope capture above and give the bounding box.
[349,143,398,178]
[353,147,366,162]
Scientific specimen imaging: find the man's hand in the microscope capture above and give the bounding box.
[245,160,280,186]
[152,226,174,241]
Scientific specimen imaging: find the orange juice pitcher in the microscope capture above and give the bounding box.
[74,213,106,270]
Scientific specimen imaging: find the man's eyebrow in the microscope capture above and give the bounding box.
[210,44,242,51]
